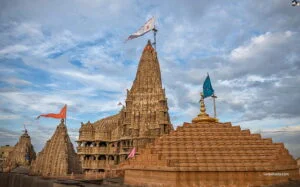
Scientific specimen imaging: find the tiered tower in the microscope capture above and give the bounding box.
[77,41,173,173]
[3,130,36,172]
[31,119,82,176]
[121,95,299,186]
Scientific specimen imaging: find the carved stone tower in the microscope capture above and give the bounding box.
[77,41,173,173]
[3,130,36,172]
[31,119,82,176]
[124,40,172,138]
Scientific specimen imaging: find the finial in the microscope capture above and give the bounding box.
[23,124,28,135]
[144,40,154,51]
[198,93,208,116]
[192,92,217,123]
[60,118,65,125]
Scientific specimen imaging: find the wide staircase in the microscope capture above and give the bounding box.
[122,121,296,172]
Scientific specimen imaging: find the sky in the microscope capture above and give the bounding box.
[0,0,300,158]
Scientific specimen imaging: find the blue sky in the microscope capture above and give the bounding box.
[1,0,300,158]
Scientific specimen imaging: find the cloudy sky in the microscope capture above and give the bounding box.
[0,0,300,158]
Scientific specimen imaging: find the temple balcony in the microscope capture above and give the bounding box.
[77,147,119,154]
[77,147,107,154]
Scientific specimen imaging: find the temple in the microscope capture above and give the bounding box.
[3,130,36,172]
[121,94,299,186]
[77,40,173,173]
[30,119,82,176]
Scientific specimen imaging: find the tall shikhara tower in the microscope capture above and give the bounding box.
[125,40,171,137]
[77,41,173,173]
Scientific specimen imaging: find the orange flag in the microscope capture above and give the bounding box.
[36,105,67,119]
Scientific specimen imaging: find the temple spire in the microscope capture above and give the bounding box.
[130,40,162,93]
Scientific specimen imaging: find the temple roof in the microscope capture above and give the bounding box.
[94,112,121,131]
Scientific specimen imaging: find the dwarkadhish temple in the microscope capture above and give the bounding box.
[0,40,299,187]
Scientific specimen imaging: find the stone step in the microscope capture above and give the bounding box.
[152,144,283,150]
[169,162,297,169]
[166,155,276,161]
[181,122,233,129]
[154,139,273,146]
[170,161,275,166]
[177,126,241,132]
[171,131,251,136]
[156,150,280,155]
[161,135,261,140]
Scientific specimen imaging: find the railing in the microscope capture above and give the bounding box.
[77,146,120,155]
[77,147,107,154]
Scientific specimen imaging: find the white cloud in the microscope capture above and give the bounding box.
[230,31,295,61]
[0,44,29,56]
[0,114,20,120]
[13,22,44,39]
[262,125,300,133]
[2,78,32,86]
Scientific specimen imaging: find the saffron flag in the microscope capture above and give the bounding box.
[127,147,136,159]
[36,104,67,119]
[127,17,155,41]
[203,74,214,98]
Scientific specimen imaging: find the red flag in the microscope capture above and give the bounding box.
[127,147,136,159]
[36,105,67,119]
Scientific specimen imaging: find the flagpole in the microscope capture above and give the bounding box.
[152,27,157,50]
[65,104,67,126]
[212,94,217,118]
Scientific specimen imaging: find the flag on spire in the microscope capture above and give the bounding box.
[203,74,214,98]
[127,17,155,41]
[127,147,136,159]
[36,104,67,119]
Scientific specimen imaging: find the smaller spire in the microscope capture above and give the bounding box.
[192,93,217,123]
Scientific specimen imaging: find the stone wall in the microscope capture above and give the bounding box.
[125,170,299,187]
